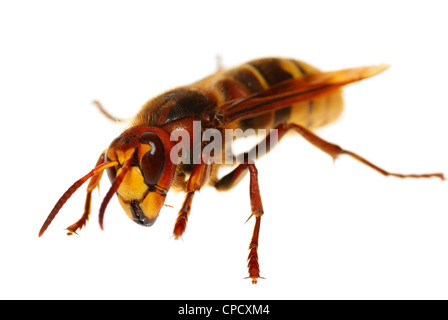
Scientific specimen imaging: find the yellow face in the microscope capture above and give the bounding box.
[113,168,164,227]
[105,127,176,227]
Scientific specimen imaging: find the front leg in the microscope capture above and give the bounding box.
[66,152,106,235]
[173,155,211,239]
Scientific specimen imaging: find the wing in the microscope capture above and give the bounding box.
[212,64,389,125]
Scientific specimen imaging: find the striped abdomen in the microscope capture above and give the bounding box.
[194,58,344,131]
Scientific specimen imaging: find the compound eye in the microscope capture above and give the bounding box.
[139,132,165,185]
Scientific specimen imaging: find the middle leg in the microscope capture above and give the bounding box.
[213,158,265,284]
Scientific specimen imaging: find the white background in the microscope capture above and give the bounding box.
[1,0,448,300]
